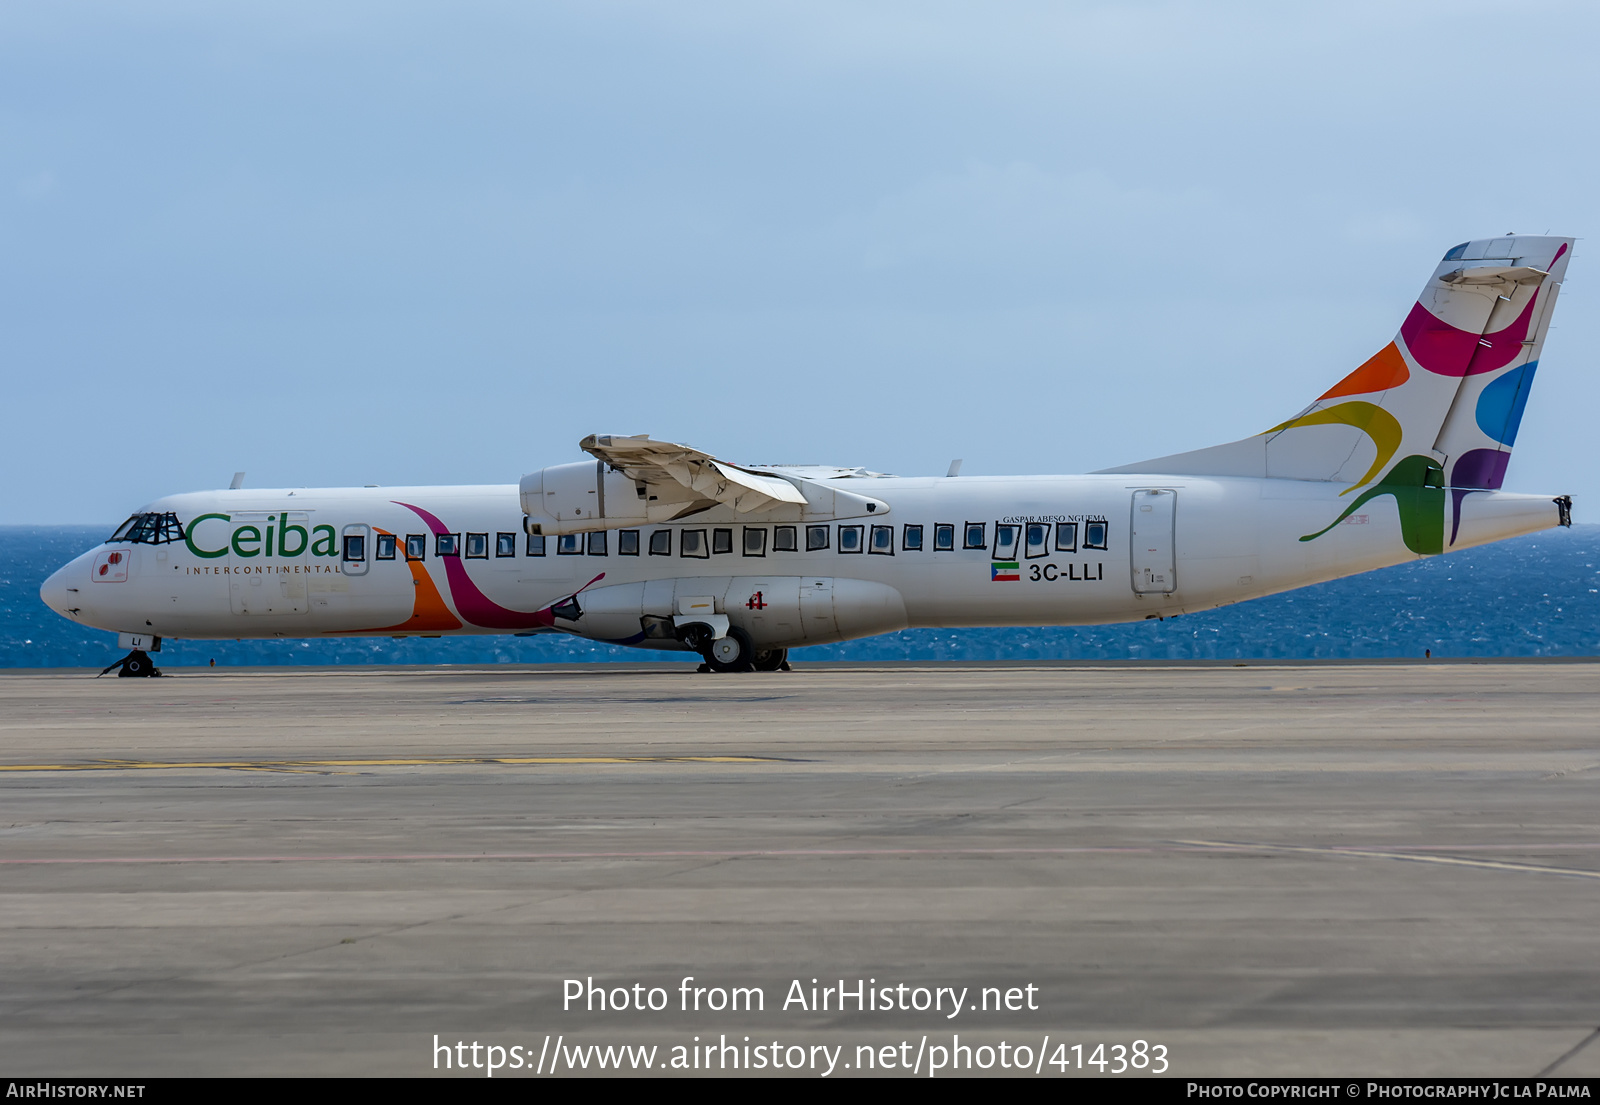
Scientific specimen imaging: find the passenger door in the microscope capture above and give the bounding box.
[1130,489,1177,594]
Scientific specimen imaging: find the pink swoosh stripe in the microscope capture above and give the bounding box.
[395,501,602,630]
[1399,290,1540,378]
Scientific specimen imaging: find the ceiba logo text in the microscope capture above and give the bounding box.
[184,514,340,560]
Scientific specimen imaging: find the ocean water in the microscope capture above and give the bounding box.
[2,524,1596,668]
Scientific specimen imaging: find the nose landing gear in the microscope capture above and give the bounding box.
[98,650,163,678]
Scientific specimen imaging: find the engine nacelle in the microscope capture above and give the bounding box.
[520,461,647,535]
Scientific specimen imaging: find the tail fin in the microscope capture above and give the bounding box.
[1099,235,1573,547]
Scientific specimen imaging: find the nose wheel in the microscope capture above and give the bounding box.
[98,650,162,678]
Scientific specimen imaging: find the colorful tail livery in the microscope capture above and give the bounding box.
[1102,235,1572,553]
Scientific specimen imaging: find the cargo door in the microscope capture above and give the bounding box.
[227,512,310,615]
[1130,489,1177,594]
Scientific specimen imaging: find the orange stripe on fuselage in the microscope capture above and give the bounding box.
[330,527,462,634]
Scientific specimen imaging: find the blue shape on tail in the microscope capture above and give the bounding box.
[1475,362,1537,446]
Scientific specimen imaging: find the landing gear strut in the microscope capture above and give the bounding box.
[99,650,162,678]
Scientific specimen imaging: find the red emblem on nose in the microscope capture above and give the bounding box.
[99,564,109,576]
[108,552,122,564]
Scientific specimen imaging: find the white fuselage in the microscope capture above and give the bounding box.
[40,473,1562,652]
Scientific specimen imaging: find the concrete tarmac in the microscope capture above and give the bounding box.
[1,662,1598,1078]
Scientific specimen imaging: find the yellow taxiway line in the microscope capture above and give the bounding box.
[0,755,780,773]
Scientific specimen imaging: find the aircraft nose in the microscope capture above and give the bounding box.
[39,565,76,617]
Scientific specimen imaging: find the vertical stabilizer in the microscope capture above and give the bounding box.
[1098,235,1573,552]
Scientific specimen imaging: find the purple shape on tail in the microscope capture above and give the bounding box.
[1448,449,1511,545]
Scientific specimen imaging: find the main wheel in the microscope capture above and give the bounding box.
[704,627,755,673]
[751,647,787,673]
[119,651,152,677]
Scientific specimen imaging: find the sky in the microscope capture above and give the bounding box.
[3,1,1598,524]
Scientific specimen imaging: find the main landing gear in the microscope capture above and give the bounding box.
[98,650,162,678]
[683,625,790,674]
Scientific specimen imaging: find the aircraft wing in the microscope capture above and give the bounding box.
[581,434,809,514]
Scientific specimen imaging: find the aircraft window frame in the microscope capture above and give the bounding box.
[806,525,830,551]
[406,534,427,561]
[743,527,767,557]
[436,533,460,558]
[712,528,733,555]
[649,530,672,556]
[342,534,367,562]
[992,523,1021,560]
[618,529,640,556]
[902,524,923,551]
[1083,520,1108,550]
[465,532,489,559]
[773,525,798,552]
[376,534,397,561]
[838,525,864,554]
[107,512,187,545]
[1024,522,1049,559]
[526,533,546,557]
[680,529,709,559]
[933,523,955,551]
[557,534,583,555]
[869,525,894,555]
[587,531,608,556]
[495,532,517,558]
[1055,522,1078,552]
[963,522,987,550]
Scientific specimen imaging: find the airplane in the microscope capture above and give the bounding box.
[41,234,1576,676]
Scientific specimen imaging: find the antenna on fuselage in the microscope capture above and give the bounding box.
[946,459,963,477]
[229,472,245,490]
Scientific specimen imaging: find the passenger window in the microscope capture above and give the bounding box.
[1025,522,1049,559]
[406,534,426,560]
[773,526,798,552]
[1055,522,1078,552]
[869,525,894,555]
[838,525,864,553]
[557,534,583,555]
[712,528,733,555]
[902,524,923,551]
[993,524,1020,559]
[649,530,672,556]
[587,531,608,556]
[1083,521,1108,549]
[465,532,488,559]
[618,530,640,556]
[933,524,955,551]
[526,533,546,557]
[343,534,366,562]
[436,533,460,557]
[496,532,517,557]
[681,529,709,558]
[806,525,829,551]
[376,534,397,560]
[743,527,766,557]
[963,522,987,550]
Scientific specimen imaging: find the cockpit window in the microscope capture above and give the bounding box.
[106,512,185,545]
